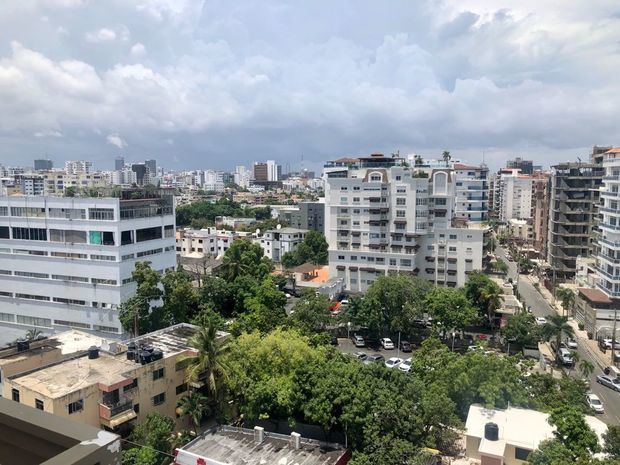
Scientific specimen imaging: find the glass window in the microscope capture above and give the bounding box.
[515,448,531,461]
[68,399,84,414]
[153,367,165,381]
[35,399,44,410]
[164,225,174,238]
[11,389,19,402]
[49,208,86,219]
[152,392,166,405]
[0,226,9,239]
[12,227,47,241]
[136,226,162,242]
[121,230,134,245]
[89,208,114,220]
[89,231,114,245]
[49,229,87,243]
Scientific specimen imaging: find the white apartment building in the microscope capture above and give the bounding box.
[597,148,620,298]
[453,163,489,223]
[324,154,485,292]
[0,190,176,336]
[110,169,137,186]
[65,160,93,175]
[176,227,246,258]
[257,228,307,262]
[201,170,225,193]
[497,169,533,222]
[266,160,280,182]
[234,165,251,188]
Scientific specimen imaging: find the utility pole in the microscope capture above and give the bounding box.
[613,308,618,367]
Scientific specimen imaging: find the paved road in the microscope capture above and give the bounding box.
[496,246,620,425]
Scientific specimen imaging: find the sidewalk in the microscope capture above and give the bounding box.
[524,275,611,370]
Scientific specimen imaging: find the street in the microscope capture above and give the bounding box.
[495,246,620,425]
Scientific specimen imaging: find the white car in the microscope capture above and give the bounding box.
[380,338,395,350]
[597,373,620,392]
[566,339,578,350]
[586,393,604,414]
[535,317,547,325]
[398,358,412,373]
[385,357,403,369]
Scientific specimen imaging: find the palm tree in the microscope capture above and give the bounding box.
[219,244,250,281]
[556,288,575,317]
[442,150,451,167]
[480,286,502,326]
[579,359,594,379]
[414,155,424,166]
[25,329,42,341]
[541,315,574,351]
[181,323,230,401]
[177,392,209,431]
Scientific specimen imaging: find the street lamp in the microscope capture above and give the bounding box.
[347,321,352,341]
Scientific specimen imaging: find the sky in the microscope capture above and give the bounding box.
[0,0,619,173]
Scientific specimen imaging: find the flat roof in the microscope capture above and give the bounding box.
[466,405,607,451]
[180,426,347,465]
[267,227,309,234]
[577,287,613,304]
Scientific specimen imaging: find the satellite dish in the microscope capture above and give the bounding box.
[276,224,282,230]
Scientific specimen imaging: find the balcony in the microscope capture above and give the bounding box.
[601,190,620,197]
[598,253,620,264]
[596,282,620,297]
[595,266,620,281]
[599,222,620,232]
[99,396,136,428]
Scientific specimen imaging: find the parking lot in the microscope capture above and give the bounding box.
[335,336,414,359]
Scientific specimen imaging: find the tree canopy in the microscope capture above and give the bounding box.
[281,230,329,268]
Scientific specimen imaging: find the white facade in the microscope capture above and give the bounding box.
[202,170,225,193]
[453,164,489,223]
[110,169,138,186]
[65,160,93,175]
[176,227,244,258]
[0,193,176,336]
[497,170,533,222]
[266,160,279,182]
[596,147,620,297]
[324,156,485,292]
[257,228,307,262]
[234,165,251,188]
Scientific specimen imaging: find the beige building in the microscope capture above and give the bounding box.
[3,324,227,436]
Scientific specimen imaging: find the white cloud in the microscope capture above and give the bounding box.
[130,42,146,57]
[85,27,116,43]
[106,133,127,148]
[34,129,62,137]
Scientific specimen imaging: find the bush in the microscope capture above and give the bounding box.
[578,322,585,331]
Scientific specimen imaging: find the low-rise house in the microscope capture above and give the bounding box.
[465,404,607,465]
[290,264,344,300]
[174,425,351,465]
[575,287,620,339]
[257,227,308,262]
[4,324,229,436]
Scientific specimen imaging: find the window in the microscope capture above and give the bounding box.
[15,293,50,302]
[89,231,115,245]
[389,258,397,266]
[14,271,48,279]
[92,278,117,285]
[515,448,531,461]
[153,367,165,380]
[91,254,116,261]
[51,274,89,283]
[338,255,345,260]
[396,210,406,218]
[50,229,87,243]
[51,251,88,259]
[53,297,87,305]
[49,208,86,219]
[449,247,457,252]
[16,315,52,327]
[122,253,135,261]
[435,198,447,206]
[125,378,138,391]
[35,399,44,410]
[0,226,8,239]
[136,248,163,258]
[153,392,166,405]
[54,320,90,329]
[395,175,401,181]
[164,224,174,238]
[0,312,14,322]
[121,230,134,245]
[396,223,406,230]
[68,399,84,414]
[396,198,406,205]
[0,206,7,216]
[12,227,47,241]
[94,324,119,333]
[89,208,114,220]
[353,197,360,202]
[340,186,348,191]
[133,403,140,414]
[449,234,457,240]
[11,207,45,217]
[11,389,19,402]
[176,383,188,395]
[136,226,162,242]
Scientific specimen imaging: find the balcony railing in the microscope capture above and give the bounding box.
[99,397,133,420]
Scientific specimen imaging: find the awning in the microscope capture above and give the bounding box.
[101,409,137,429]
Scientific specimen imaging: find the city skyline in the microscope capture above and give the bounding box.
[1,1,619,171]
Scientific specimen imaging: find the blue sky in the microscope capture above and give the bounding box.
[0,0,619,172]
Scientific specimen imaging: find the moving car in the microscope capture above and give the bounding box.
[557,348,574,367]
[363,354,385,365]
[586,393,604,414]
[352,334,366,348]
[596,373,620,392]
[566,339,578,350]
[385,357,403,369]
[535,317,547,325]
[399,358,412,373]
[352,352,367,361]
[399,340,412,352]
[380,338,395,350]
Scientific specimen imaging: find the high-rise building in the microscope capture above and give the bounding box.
[0,189,176,335]
[290,201,325,232]
[253,162,268,182]
[453,163,489,223]
[324,154,484,292]
[202,170,225,192]
[144,159,157,176]
[234,165,251,188]
[114,156,125,171]
[131,163,148,186]
[507,157,534,175]
[531,172,551,255]
[34,159,53,171]
[496,169,533,222]
[65,160,92,175]
[547,162,604,282]
[266,160,280,181]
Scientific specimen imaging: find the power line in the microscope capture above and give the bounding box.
[120,437,176,459]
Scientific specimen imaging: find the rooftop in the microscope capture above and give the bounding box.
[178,426,348,465]
[577,287,613,304]
[266,227,309,234]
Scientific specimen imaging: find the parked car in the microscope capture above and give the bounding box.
[399,340,412,352]
[535,316,547,325]
[385,357,403,369]
[363,354,385,365]
[586,393,604,414]
[566,339,578,350]
[598,338,619,351]
[604,365,620,378]
[557,348,574,367]
[352,334,366,348]
[380,338,395,350]
[398,358,412,373]
[330,336,338,346]
[352,351,367,361]
[597,373,620,392]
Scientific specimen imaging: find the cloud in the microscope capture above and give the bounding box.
[106,133,127,148]
[0,0,619,170]
[34,129,62,138]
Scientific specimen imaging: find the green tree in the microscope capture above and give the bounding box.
[604,425,620,458]
[232,276,287,334]
[127,412,175,465]
[548,406,600,458]
[297,230,329,265]
[528,439,574,465]
[199,275,235,317]
[122,447,159,465]
[490,258,508,274]
[218,240,273,282]
[464,271,503,325]
[579,359,594,380]
[501,312,541,347]
[118,262,164,335]
[541,315,574,351]
[424,287,477,331]
[287,291,332,334]
[25,329,42,341]
[180,323,230,405]
[556,287,575,315]
[177,392,209,431]
[161,268,200,325]
[442,150,451,166]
